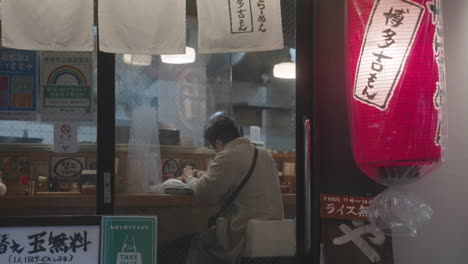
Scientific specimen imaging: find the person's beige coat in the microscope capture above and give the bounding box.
[187,137,285,263]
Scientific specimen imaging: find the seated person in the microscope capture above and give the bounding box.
[181,113,284,264]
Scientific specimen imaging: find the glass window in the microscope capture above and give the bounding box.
[0,33,98,215]
[115,3,297,261]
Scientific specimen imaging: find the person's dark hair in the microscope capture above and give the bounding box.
[204,114,241,146]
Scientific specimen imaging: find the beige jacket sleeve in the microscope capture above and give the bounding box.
[186,150,237,203]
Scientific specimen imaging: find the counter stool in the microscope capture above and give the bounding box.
[240,219,296,264]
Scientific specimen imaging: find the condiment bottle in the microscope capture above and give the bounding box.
[36,176,49,193]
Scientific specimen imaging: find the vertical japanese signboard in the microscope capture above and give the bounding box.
[40,52,93,121]
[197,0,284,53]
[101,216,157,264]
[0,48,38,120]
[0,225,100,264]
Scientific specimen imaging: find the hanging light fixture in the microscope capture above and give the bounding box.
[273,62,296,79]
[123,54,152,66]
[273,48,296,79]
[161,47,196,64]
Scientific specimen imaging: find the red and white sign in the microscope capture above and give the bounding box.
[346,0,445,182]
[320,194,374,221]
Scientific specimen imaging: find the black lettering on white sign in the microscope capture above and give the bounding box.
[354,0,425,110]
[228,0,254,34]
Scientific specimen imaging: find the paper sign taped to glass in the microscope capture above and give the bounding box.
[197,0,284,53]
[1,0,94,52]
[40,51,94,121]
[53,123,78,153]
[101,217,157,264]
[99,0,186,55]
[346,0,446,236]
[0,49,38,121]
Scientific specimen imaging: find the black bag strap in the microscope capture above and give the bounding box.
[208,147,258,228]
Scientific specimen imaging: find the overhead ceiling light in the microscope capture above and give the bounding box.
[161,47,196,64]
[273,62,296,79]
[123,54,152,66]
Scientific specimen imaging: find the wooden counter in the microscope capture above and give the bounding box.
[0,194,297,243]
[0,144,296,196]
[0,194,296,209]
[0,143,296,238]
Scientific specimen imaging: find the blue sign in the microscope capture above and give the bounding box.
[0,49,37,113]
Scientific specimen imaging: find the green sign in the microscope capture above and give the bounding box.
[101,216,157,264]
[12,76,33,93]
[44,85,90,99]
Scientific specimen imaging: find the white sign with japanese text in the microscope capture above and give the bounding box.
[40,52,93,121]
[53,123,78,153]
[354,0,424,110]
[197,0,284,53]
[0,225,100,264]
[50,157,85,181]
